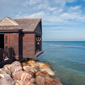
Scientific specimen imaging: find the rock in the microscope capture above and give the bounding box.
[15,80,28,85]
[29,64,38,70]
[21,62,26,66]
[2,68,11,76]
[40,64,51,69]
[52,77,63,85]
[12,71,32,82]
[40,68,55,76]
[0,60,63,85]
[45,76,53,84]
[0,68,11,76]
[15,80,36,85]
[0,69,6,74]
[36,71,50,77]
[45,76,63,85]
[0,74,14,85]
[26,60,38,67]
[26,60,36,64]
[28,83,36,85]
[30,78,35,83]
[3,64,11,69]
[37,62,51,69]
[35,76,45,85]
[23,65,38,74]
[3,61,22,73]
[11,61,21,66]
[36,62,45,66]
[4,57,9,61]
[10,65,22,73]
[0,74,4,79]
[0,78,13,85]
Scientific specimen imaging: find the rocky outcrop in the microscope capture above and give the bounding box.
[0,74,14,85]
[0,60,63,85]
[23,65,38,74]
[40,67,55,76]
[35,71,49,77]
[35,76,45,85]
[12,71,32,81]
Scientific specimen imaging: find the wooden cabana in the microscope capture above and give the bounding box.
[0,17,43,61]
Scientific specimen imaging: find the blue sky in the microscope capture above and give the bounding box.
[0,0,85,41]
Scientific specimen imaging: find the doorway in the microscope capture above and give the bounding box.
[36,35,41,52]
[0,34,4,49]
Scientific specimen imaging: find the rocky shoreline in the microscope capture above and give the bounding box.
[0,59,63,85]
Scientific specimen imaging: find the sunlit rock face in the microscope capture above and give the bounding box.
[0,60,63,85]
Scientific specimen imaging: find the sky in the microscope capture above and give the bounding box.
[0,0,85,41]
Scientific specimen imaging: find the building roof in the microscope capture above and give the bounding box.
[0,17,41,32]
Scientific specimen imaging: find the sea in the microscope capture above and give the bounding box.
[36,41,85,85]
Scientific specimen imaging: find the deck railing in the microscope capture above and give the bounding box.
[0,48,14,62]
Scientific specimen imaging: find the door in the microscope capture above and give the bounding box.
[4,34,13,58]
[4,34,13,49]
[0,34,4,49]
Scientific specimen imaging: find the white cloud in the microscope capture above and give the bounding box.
[69,5,81,12]
[48,7,57,11]
[33,3,49,9]
[15,7,85,25]
[54,0,76,7]
[14,0,85,25]
[22,0,42,6]
[15,11,46,18]
[55,0,66,7]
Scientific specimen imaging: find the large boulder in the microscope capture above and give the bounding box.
[45,76,63,85]
[3,61,22,73]
[37,62,51,69]
[51,77,63,85]
[15,79,36,85]
[35,76,45,85]
[26,60,36,64]
[3,64,11,69]
[2,68,11,76]
[0,69,6,74]
[45,76,53,85]
[30,78,35,83]
[12,71,32,82]
[23,65,38,74]
[21,62,26,67]
[28,83,36,85]
[36,71,50,78]
[10,65,22,73]
[26,60,38,67]
[14,80,28,85]
[0,74,14,85]
[11,61,21,66]
[40,68,55,76]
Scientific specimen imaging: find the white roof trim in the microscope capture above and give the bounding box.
[0,17,19,26]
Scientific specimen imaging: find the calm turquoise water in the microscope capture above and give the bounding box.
[37,41,85,85]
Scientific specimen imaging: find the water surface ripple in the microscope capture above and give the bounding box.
[37,41,85,85]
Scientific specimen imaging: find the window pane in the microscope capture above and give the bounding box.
[5,36,7,44]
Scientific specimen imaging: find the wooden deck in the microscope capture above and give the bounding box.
[0,48,15,68]
[36,51,43,57]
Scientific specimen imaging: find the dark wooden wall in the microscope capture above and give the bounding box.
[35,21,42,35]
[23,33,36,58]
[0,33,19,60]
[0,31,42,60]
[13,33,19,59]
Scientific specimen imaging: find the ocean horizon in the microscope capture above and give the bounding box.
[37,41,85,85]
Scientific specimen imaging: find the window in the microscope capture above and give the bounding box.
[9,36,12,44]
[5,36,7,44]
